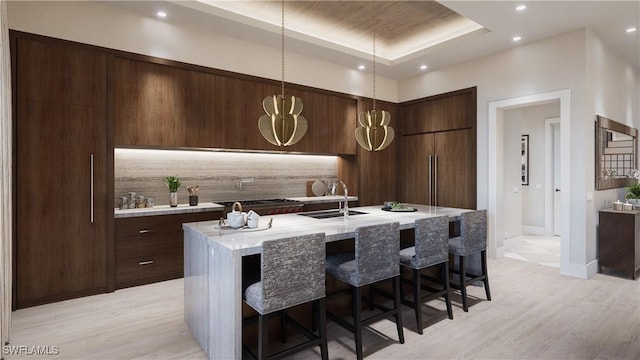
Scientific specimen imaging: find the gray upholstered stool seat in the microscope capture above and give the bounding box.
[399,216,453,335]
[448,209,491,312]
[325,222,404,360]
[243,233,328,360]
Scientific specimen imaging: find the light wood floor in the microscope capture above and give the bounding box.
[5,258,640,360]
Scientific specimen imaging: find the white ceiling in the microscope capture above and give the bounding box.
[104,1,639,80]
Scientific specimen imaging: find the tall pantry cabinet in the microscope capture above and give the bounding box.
[398,88,477,210]
[12,34,109,308]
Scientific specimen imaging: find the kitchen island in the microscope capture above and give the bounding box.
[183,204,472,360]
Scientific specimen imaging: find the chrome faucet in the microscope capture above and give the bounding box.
[330,180,349,218]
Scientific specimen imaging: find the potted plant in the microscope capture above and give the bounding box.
[625,182,640,206]
[165,176,181,207]
[187,185,199,206]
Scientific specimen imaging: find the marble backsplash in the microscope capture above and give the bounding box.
[114,148,338,207]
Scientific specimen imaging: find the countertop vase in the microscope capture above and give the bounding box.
[170,192,178,207]
[189,195,198,206]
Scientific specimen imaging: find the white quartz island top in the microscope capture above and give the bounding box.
[184,204,468,257]
[183,204,472,360]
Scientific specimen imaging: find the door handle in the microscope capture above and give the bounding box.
[428,155,433,205]
[555,189,561,192]
[434,155,438,206]
[90,153,94,224]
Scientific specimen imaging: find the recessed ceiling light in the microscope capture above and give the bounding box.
[513,36,522,42]
[516,4,527,11]
[156,11,167,18]
[626,27,637,33]
[420,65,428,70]
[358,65,366,70]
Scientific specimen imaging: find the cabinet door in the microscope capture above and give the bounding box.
[398,133,434,205]
[15,37,107,308]
[434,129,476,209]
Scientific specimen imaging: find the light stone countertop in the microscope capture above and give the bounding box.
[183,204,471,257]
[114,196,357,218]
[114,203,224,218]
[286,195,358,203]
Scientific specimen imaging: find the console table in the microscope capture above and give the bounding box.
[598,208,640,280]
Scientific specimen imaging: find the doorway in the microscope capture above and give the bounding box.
[488,89,571,275]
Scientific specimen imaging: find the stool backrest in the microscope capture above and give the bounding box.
[459,209,487,254]
[260,233,326,313]
[414,216,449,268]
[355,222,400,286]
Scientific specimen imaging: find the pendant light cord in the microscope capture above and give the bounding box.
[372,3,377,112]
[281,0,285,99]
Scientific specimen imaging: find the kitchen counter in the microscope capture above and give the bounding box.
[114,197,355,218]
[183,204,472,359]
[114,203,224,218]
[286,195,358,204]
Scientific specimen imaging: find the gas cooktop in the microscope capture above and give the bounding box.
[215,199,301,207]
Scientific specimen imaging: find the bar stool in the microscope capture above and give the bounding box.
[448,209,491,312]
[325,222,404,360]
[399,216,453,334]
[243,233,328,360]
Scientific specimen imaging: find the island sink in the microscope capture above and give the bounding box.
[298,209,368,219]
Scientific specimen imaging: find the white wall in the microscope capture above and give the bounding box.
[401,28,639,278]
[6,0,398,102]
[587,29,640,262]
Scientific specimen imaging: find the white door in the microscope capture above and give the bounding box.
[553,122,561,236]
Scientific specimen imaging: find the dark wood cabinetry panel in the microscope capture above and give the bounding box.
[14,36,108,308]
[112,56,358,154]
[115,211,221,288]
[399,130,475,209]
[397,87,477,210]
[16,36,106,106]
[398,133,434,205]
[399,87,476,135]
[434,129,476,209]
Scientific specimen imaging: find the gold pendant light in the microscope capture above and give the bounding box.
[355,4,394,152]
[258,0,307,147]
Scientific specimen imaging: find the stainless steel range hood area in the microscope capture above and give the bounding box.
[114,148,338,206]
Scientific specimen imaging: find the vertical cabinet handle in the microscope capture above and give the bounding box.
[434,155,438,206]
[428,155,433,205]
[90,153,94,224]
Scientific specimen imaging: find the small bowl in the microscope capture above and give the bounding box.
[384,201,395,208]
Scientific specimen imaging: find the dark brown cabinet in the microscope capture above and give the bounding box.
[598,209,640,279]
[111,56,358,155]
[13,35,109,308]
[399,88,475,135]
[398,88,476,210]
[115,211,221,289]
[399,129,475,209]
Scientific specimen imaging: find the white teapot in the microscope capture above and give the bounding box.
[227,202,247,228]
[246,210,260,228]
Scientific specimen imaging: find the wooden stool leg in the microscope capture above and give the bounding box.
[443,261,453,319]
[258,314,268,360]
[481,250,492,301]
[318,299,329,360]
[393,276,405,343]
[281,311,287,343]
[353,286,364,360]
[413,268,423,335]
[459,255,468,312]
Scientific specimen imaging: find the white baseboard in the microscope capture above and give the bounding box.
[560,259,599,279]
[522,226,545,235]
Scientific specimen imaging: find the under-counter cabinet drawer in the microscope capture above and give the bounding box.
[115,211,221,289]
